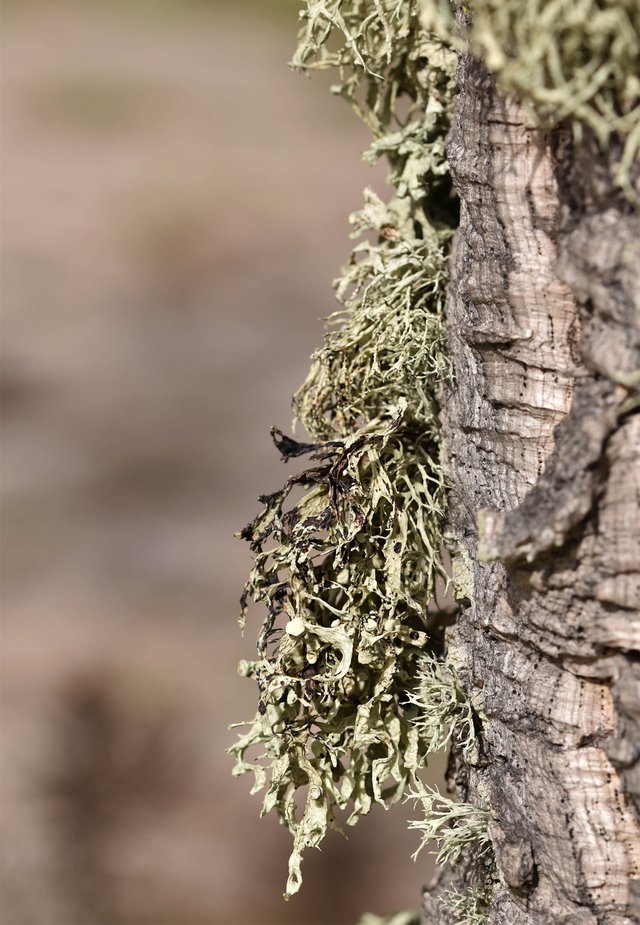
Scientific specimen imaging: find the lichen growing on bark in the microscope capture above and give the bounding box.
[407,785,492,867]
[421,0,640,190]
[230,0,462,901]
[292,1,458,438]
[439,883,498,925]
[231,0,639,916]
[407,781,497,925]
[407,651,479,759]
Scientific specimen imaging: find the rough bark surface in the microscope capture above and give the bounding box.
[423,56,640,925]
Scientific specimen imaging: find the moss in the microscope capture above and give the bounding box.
[421,0,640,192]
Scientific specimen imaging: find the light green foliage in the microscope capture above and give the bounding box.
[408,652,478,759]
[407,784,492,866]
[231,0,461,901]
[421,0,640,189]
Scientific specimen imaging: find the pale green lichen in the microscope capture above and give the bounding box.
[407,775,497,924]
[231,0,461,901]
[440,883,498,925]
[358,911,420,925]
[230,405,447,896]
[407,784,492,866]
[421,0,640,191]
[294,186,453,440]
[408,651,478,760]
[292,1,458,440]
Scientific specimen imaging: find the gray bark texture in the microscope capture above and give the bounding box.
[422,56,640,925]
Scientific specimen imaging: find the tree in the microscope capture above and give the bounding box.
[428,44,640,925]
[232,3,640,923]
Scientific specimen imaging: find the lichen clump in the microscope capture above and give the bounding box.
[407,784,492,867]
[407,651,478,759]
[230,0,458,899]
[440,884,498,925]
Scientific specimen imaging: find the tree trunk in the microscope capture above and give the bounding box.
[424,55,640,925]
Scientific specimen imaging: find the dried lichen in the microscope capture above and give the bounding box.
[421,0,640,191]
[231,0,461,901]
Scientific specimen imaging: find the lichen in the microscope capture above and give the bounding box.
[231,0,461,901]
[293,186,453,440]
[358,911,420,925]
[230,405,446,896]
[421,0,640,192]
[407,784,492,867]
[232,0,637,915]
[408,651,479,760]
[292,2,459,440]
[440,883,498,925]
[407,776,497,925]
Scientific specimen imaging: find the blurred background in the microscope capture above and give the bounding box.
[1,2,438,923]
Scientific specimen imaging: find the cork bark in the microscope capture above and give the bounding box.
[423,56,640,925]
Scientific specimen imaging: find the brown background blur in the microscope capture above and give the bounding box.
[1,2,437,923]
